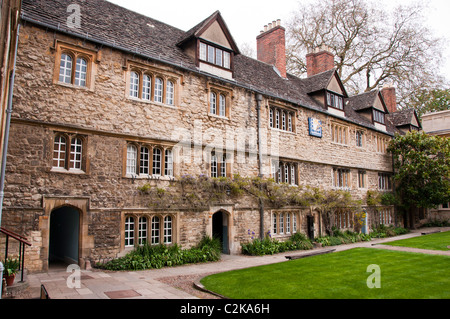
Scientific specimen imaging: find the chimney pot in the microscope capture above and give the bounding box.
[257,19,287,78]
[306,45,335,77]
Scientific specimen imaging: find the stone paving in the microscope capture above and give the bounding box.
[6,227,450,299]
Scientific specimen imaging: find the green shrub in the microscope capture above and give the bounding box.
[96,236,221,271]
[241,232,313,256]
[422,219,450,227]
[314,227,408,247]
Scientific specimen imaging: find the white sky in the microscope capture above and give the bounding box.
[105,0,450,81]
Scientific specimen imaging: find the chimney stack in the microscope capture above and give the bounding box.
[257,19,287,78]
[306,45,335,77]
[381,84,397,114]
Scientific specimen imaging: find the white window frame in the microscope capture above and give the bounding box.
[154,77,163,103]
[220,154,226,178]
[200,43,207,61]
[269,108,274,127]
[290,165,296,186]
[59,53,73,84]
[125,216,135,247]
[153,148,162,176]
[166,80,175,105]
[138,217,148,246]
[292,214,297,233]
[126,145,137,175]
[279,213,284,234]
[223,51,231,69]
[210,92,217,114]
[74,57,87,87]
[286,214,291,234]
[130,71,140,98]
[273,213,277,235]
[140,146,150,175]
[164,216,172,244]
[211,154,218,178]
[165,149,173,177]
[151,216,160,245]
[70,137,83,170]
[288,113,293,132]
[142,74,151,100]
[219,94,226,117]
[53,135,67,169]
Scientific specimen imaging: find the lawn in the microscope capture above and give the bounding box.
[200,248,450,299]
[382,231,450,251]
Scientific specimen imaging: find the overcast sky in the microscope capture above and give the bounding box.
[105,0,450,81]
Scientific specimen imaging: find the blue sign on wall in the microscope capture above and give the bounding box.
[309,117,322,138]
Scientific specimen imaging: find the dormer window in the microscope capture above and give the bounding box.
[326,91,344,110]
[373,109,385,124]
[199,41,231,70]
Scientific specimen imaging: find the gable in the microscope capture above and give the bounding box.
[199,20,232,49]
[373,94,386,112]
[410,113,420,127]
[326,72,347,97]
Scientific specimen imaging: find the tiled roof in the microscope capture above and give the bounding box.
[387,108,420,128]
[20,0,413,135]
[22,0,198,70]
[346,90,379,111]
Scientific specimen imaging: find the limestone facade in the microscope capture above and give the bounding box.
[1,3,403,272]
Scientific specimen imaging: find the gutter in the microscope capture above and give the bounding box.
[256,93,265,240]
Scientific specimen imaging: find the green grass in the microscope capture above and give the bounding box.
[382,231,450,251]
[201,248,450,299]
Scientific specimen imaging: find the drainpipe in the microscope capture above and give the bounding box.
[256,93,264,239]
[0,261,3,298]
[0,23,20,301]
[0,23,19,229]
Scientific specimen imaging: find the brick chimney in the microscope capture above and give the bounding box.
[306,45,335,77]
[381,84,397,113]
[257,19,287,78]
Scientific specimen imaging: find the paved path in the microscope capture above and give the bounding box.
[9,227,450,299]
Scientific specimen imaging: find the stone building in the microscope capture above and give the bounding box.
[1,0,418,272]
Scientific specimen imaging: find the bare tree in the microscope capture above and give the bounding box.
[286,0,447,108]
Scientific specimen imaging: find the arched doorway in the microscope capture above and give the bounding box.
[212,211,229,254]
[49,206,80,267]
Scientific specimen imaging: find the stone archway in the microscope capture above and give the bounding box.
[212,210,230,254]
[49,205,80,267]
[42,197,93,270]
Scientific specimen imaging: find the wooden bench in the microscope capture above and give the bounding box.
[285,248,336,260]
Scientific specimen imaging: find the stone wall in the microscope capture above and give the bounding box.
[1,24,396,272]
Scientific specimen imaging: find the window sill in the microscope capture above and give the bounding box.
[333,187,352,191]
[50,167,86,175]
[331,142,349,147]
[208,113,230,121]
[56,81,92,92]
[127,96,178,110]
[125,174,175,181]
[269,127,295,135]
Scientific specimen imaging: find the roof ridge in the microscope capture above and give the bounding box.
[103,0,185,33]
